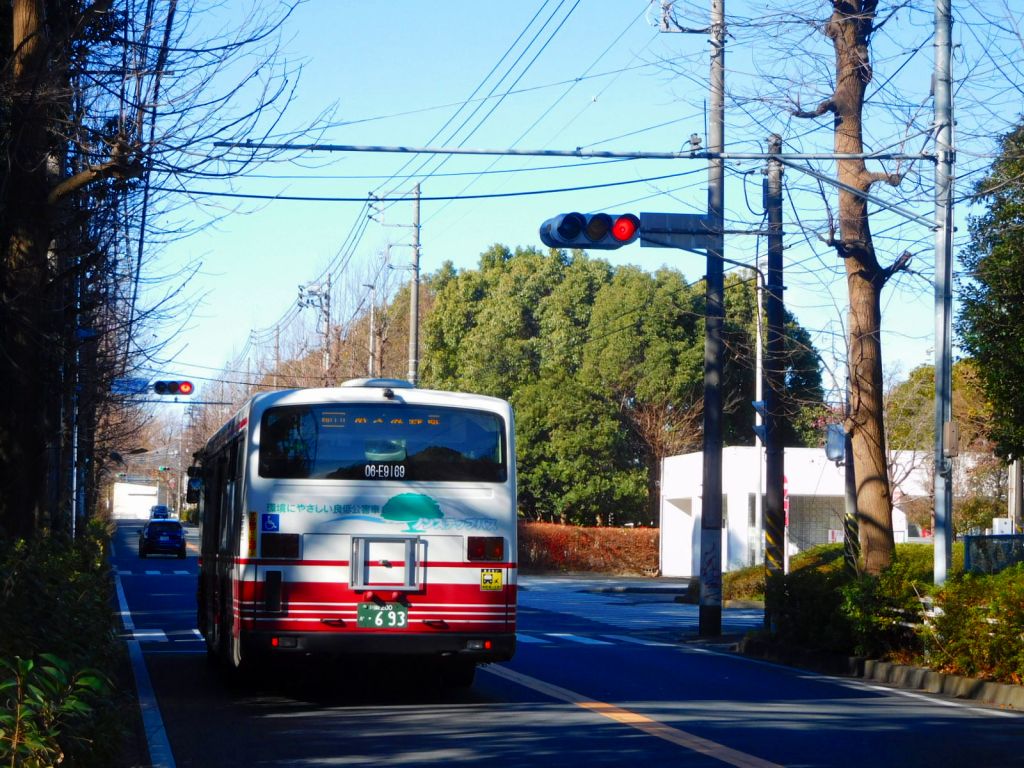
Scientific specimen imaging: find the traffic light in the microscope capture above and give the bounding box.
[158,466,170,472]
[539,212,640,250]
[152,380,194,396]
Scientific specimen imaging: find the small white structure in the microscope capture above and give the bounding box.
[111,482,159,520]
[659,447,930,578]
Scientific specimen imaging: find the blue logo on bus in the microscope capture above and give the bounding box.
[261,513,280,532]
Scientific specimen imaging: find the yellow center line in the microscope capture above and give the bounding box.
[485,666,784,768]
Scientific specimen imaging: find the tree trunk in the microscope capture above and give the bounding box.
[821,1,896,574]
[1,0,55,538]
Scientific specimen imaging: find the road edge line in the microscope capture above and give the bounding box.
[115,570,177,768]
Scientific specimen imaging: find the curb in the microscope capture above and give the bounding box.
[861,659,1024,709]
[738,637,1024,710]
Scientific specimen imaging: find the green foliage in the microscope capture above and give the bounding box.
[957,121,1024,459]
[0,522,125,766]
[0,522,116,668]
[421,247,827,525]
[839,556,930,658]
[0,655,109,767]
[760,543,1024,685]
[925,565,1024,684]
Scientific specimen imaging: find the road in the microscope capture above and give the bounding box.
[112,521,1024,768]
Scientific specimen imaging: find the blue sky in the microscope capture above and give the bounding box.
[143,0,1024,404]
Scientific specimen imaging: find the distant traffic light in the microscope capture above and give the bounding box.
[539,212,640,250]
[158,466,170,472]
[152,380,194,396]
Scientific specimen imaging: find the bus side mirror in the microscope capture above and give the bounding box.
[186,465,202,478]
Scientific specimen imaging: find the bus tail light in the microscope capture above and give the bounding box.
[468,536,504,562]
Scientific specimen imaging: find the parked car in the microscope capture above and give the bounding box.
[149,504,171,519]
[139,520,187,558]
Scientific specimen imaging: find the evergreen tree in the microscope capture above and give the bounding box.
[957,122,1024,460]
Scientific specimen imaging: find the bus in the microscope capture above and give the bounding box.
[191,378,517,685]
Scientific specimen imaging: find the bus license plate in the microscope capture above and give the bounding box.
[357,603,408,629]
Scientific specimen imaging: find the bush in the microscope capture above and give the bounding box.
[757,541,1024,685]
[0,655,109,767]
[0,522,126,767]
[766,565,854,653]
[518,522,658,574]
[925,564,1024,684]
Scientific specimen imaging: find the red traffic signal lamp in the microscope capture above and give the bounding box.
[152,380,194,396]
[540,212,640,250]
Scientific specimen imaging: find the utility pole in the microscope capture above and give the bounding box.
[698,0,726,638]
[933,0,954,584]
[408,183,421,385]
[297,276,332,386]
[364,283,377,377]
[763,134,786,583]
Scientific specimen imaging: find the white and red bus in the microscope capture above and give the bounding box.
[192,378,516,685]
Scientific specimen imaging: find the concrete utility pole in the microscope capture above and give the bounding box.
[762,135,785,582]
[698,0,726,638]
[933,0,954,585]
[408,183,421,385]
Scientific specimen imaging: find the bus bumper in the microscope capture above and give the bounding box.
[245,631,516,661]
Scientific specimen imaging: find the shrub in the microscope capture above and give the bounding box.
[518,522,658,574]
[0,655,109,767]
[0,521,126,767]
[925,564,1024,683]
[766,565,854,653]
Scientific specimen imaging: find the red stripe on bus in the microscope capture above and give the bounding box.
[235,558,518,568]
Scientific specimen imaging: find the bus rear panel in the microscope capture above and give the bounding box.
[196,381,517,674]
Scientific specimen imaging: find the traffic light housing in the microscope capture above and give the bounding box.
[540,212,640,250]
[152,380,194,396]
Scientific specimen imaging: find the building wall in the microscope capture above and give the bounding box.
[659,446,926,577]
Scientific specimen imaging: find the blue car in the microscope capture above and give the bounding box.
[139,520,187,558]
[149,504,171,519]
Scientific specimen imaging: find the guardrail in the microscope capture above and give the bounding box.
[963,534,1024,574]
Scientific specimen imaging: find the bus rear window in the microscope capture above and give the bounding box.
[257,404,507,482]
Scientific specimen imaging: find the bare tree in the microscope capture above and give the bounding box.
[1,0,329,537]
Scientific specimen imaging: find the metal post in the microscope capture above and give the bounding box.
[933,0,954,584]
[408,183,421,385]
[763,135,786,582]
[699,0,725,638]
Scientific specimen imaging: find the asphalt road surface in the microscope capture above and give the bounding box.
[112,521,1024,768]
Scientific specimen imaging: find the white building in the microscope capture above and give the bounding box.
[659,447,934,578]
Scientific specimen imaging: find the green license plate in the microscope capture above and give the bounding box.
[357,602,408,629]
